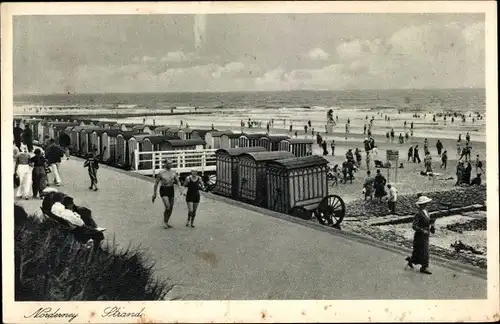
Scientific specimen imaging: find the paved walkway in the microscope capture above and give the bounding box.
[17,158,486,300]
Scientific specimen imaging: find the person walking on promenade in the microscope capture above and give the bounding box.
[363,171,374,200]
[22,126,34,153]
[387,183,398,214]
[405,195,435,275]
[182,169,204,228]
[15,145,32,200]
[330,140,335,156]
[440,150,448,169]
[14,122,23,149]
[466,132,471,142]
[45,139,65,186]
[58,131,72,158]
[152,160,180,229]
[435,140,443,156]
[363,124,367,134]
[84,150,99,191]
[390,128,395,142]
[413,145,421,163]
[30,148,48,199]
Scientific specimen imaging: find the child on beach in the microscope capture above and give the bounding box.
[84,151,99,191]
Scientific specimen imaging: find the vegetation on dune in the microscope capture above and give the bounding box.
[15,204,174,301]
[345,185,486,218]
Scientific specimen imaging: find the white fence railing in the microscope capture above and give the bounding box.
[133,149,217,176]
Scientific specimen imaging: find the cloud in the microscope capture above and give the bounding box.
[212,62,246,79]
[161,51,195,63]
[306,48,330,60]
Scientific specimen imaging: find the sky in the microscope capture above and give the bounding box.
[13,14,485,94]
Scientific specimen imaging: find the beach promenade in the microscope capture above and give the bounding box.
[17,158,486,300]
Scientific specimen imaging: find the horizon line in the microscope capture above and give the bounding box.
[13,87,486,97]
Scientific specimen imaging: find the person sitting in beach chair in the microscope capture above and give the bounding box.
[41,193,106,250]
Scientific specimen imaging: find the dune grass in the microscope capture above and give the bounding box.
[14,204,174,301]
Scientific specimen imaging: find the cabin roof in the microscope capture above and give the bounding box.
[132,124,151,130]
[191,129,213,137]
[269,155,329,170]
[215,146,267,156]
[240,133,266,139]
[48,122,79,127]
[122,132,149,140]
[153,126,170,132]
[207,130,233,137]
[167,139,206,147]
[284,138,314,144]
[94,130,139,137]
[25,118,44,124]
[222,133,242,139]
[53,124,75,131]
[240,151,295,162]
[71,126,102,132]
[144,135,182,144]
[266,135,291,143]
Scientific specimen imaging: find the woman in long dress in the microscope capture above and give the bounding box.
[183,169,204,228]
[405,196,434,274]
[30,148,48,199]
[15,145,33,200]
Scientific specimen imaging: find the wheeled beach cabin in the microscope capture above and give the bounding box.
[132,124,153,134]
[237,151,295,207]
[152,126,170,135]
[115,133,149,168]
[190,129,213,140]
[257,135,290,151]
[265,155,329,214]
[278,138,314,157]
[220,133,241,149]
[110,123,131,132]
[70,126,101,156]
[205,131,233,149]
[98,130,138,163]
[238,133,263,148]
[213,146,267,198]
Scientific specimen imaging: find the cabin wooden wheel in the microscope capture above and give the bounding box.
[289,206,312,220]
[316,194,345,227]
[204,174,217,192]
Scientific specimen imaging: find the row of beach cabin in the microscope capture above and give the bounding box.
[213,147,330,215]
[16,118,314,170]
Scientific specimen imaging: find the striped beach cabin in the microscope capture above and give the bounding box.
[238,133,263,148]
[213,146,267,198]
[278,138,314,157]
[237,151,295,207]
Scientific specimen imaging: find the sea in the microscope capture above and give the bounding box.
[14,88,486,141]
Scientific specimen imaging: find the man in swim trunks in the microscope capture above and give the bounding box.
[152,160,180,229]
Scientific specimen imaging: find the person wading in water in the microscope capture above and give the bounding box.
[182,169,204,227]
[152,160,180,229]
